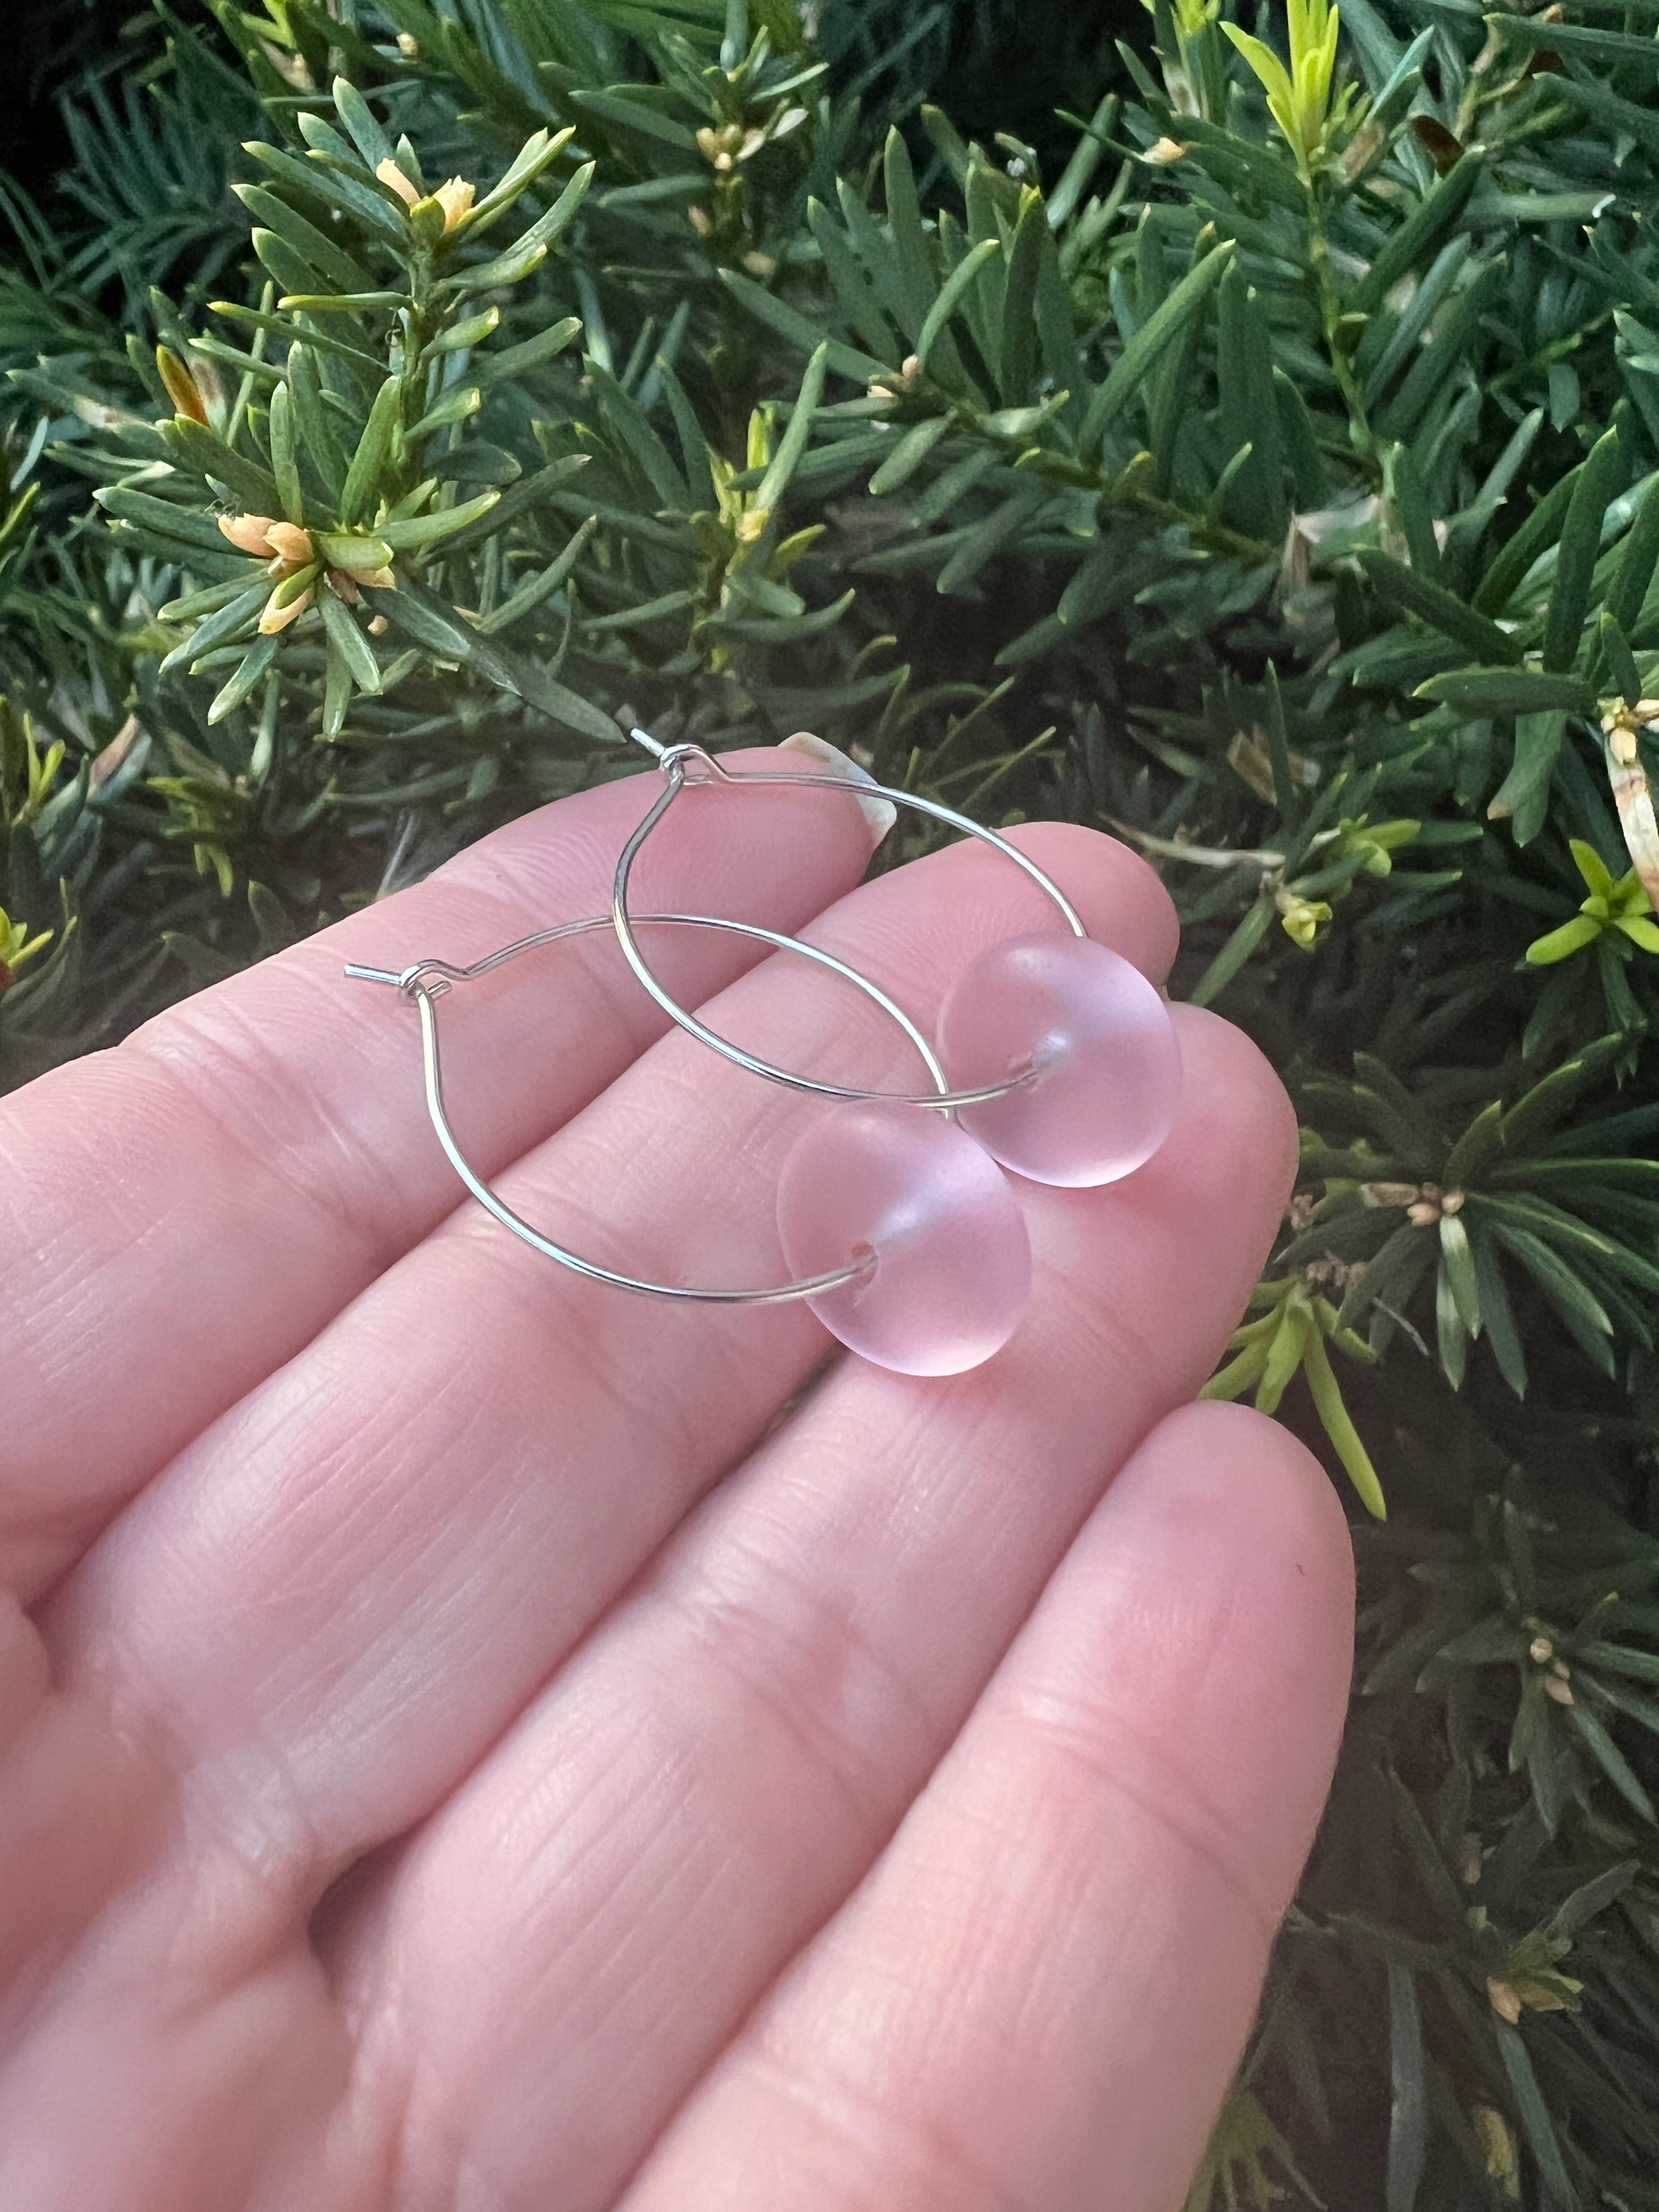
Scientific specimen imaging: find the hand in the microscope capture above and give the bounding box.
[0,751,1352,2212]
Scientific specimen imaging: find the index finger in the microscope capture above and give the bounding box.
[0,748,879,1600]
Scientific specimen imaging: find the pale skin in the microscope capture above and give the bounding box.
[0,749,1354,2212]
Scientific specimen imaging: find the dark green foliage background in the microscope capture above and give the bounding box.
[3,0,1658,2203]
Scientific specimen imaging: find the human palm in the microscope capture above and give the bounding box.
[0,751,1352,2211]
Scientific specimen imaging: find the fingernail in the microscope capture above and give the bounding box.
[779,730,896,848]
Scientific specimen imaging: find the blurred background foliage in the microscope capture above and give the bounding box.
[3,0,1658,2203]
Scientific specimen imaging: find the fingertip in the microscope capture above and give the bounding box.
[1077,1397,1356,1895]
[1004,822,1181,984]
[1014,998,1299,1420]
[1143,1397,1358,1638]
[777,732,898,849]
[1167,1000,1299,1218]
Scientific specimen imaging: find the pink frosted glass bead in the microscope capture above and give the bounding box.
[776,1100,1031,1375]
[940,933,1182,1188]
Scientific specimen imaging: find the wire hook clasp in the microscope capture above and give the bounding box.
[627,726,726,783]
[342,957,461,1001]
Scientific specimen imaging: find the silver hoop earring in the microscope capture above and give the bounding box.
[348,732,1183,1375]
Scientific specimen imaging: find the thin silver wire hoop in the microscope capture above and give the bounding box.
[346,910,948,1306]
[612,736,1087,1110]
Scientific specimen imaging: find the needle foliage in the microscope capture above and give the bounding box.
[3,0,1658,2202]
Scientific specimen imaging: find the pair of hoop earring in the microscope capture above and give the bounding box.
[347,732,1182,1375]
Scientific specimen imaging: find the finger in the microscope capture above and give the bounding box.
[294,1007,1295,2212]
[620,1401,1355,2212]
[46,826,1178,1898]
[0,748,878,1599]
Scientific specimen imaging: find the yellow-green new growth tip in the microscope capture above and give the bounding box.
[1525,837,1659,964]
[1201,1271,1387,1517]
[1223,0,1341,178]
[0,904,53,992]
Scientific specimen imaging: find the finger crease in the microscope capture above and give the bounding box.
[743,2039,1041,2212]
[1011,1691,1283,1940]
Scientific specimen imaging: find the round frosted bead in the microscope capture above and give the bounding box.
[776,1101,1031,1375]
[940,933,1182,1188]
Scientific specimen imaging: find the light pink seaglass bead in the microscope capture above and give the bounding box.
[776,1100,1031,1376]
[939,932,1182,1188]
